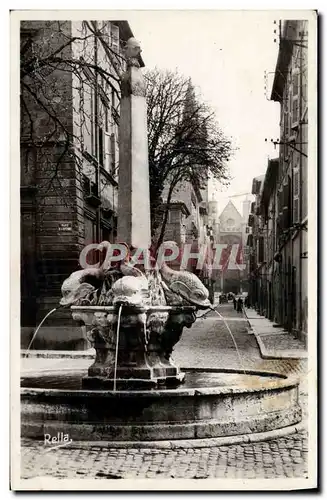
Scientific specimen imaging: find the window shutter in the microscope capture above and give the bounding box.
[282,179,291,229]
[293,167,300,223]
[110,24,120,54]
[276,187,283,236]
[291,69,300,128]
[110,133,116,174]
[104,131,111,172]
[284,90,290,138]
[283,99,290,159]
[115,134,119,176]
[98,127,104,166]
[258,237,264,263]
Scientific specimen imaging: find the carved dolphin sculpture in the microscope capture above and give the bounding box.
[60,268,104,306]
[160,261,212,309]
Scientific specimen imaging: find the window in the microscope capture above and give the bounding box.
[85,216,96,245]
[169,209,181,224]
[110,24,120,54]
[226,218,235,232]
[101,225,112,243]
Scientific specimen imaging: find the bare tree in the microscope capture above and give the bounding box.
[145,69,234,250]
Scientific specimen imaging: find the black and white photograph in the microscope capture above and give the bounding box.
[11,9,317,490]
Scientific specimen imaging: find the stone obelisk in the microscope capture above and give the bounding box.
[117,38,151,250]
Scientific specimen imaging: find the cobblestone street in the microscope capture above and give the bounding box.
[21,305,309,481]
[21,432,307,480]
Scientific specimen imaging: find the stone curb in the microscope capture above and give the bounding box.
[37,422,305,450]
[244,312,307,360]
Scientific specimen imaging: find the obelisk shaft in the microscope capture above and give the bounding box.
[117,46,151,250]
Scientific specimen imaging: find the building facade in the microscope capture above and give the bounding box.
[20,20,141,347]
[247,20,308,343]
[271,20,308,341]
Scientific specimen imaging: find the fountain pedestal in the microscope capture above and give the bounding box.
[72,305,197,389]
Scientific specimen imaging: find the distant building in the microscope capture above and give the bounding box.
[160,180,203,247]
[213,200,249,295]
[20,20,141,348]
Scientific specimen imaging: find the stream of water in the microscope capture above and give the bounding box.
[23,307,59,358]
[210,308,246,375]
[113,304,123,391]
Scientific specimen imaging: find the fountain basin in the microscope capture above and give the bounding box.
[21,368,302,443]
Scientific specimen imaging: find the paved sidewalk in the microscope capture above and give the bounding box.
[20,305,309,481]
[244,308,307,359]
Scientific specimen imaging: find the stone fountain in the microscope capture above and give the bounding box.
[21,38,302,445]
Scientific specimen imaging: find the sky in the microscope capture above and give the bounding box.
[124,10,281,215]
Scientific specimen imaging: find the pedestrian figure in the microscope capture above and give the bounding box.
[237,297,243,313]
[233,297,237,310]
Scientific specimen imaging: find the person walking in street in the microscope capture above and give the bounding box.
[237,297,243,313]
[233,296,237,310]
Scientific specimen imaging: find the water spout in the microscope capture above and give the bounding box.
[113,305,123,391]
[24,308,58,357]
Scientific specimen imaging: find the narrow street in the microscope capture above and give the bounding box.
[21,304,308,480]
